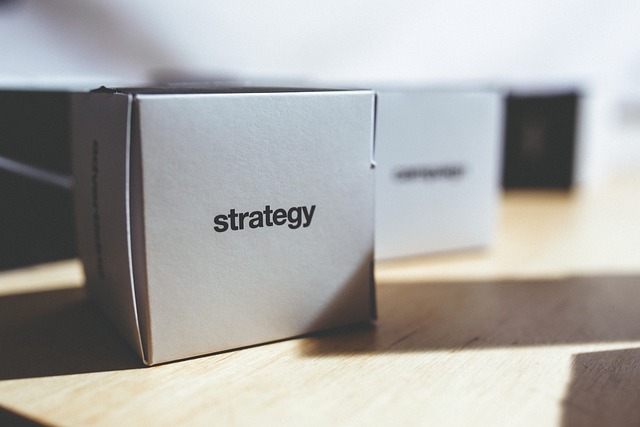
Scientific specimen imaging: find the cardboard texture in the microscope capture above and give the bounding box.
[73,87,376,365]
[374,87,504,260]
[0,90,76,270]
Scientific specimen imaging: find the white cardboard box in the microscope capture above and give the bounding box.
[374,87,504,260]
[72,86,376,365]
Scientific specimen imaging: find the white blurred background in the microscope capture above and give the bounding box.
[1,0,639,186]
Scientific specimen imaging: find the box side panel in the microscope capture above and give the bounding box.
[137,91,375,364]
[71,92,144,360]
[374,89,504,260]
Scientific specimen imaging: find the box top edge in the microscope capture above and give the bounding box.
[91,85,372,95]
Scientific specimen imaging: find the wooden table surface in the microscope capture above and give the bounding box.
[1,174,640,427]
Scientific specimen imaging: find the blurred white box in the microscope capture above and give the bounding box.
[374,87,504,260]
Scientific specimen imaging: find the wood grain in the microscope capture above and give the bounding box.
[1,174,640,426]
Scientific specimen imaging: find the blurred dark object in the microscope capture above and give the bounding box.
[0,91,71,174]
[0,0,21,10]
[0,90,76,270]
[502,90,580,189]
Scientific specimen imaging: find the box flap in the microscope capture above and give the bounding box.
[72,92,145,362]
